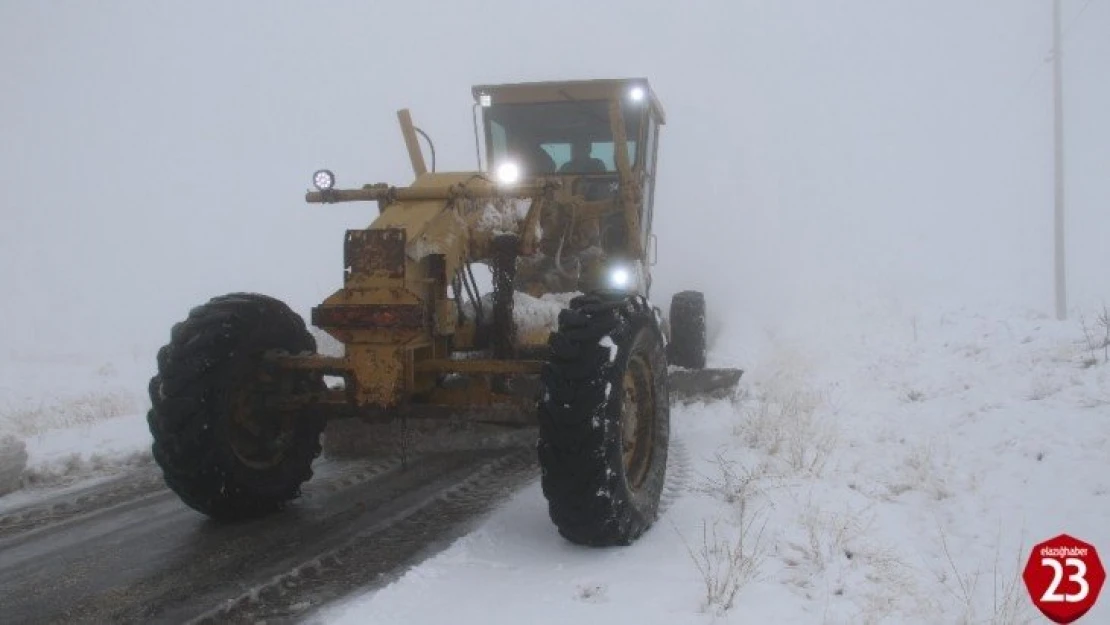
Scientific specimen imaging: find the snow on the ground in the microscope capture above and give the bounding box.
[315,304,1110,625]
[2,302,1108,623]
[18,412,153,485]
[0,349,154,496]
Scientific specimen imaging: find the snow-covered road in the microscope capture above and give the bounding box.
[0,446,538,624]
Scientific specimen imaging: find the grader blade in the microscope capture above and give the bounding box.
[668,367,744,402]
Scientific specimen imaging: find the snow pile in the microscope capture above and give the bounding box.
[459,290,580,337]
[512,291,579,336]
[18,413,153,487]
[317,304,1110,625]
[0,434,27,496]
[467,197,532,235]
[0,352,154,493]
[412,198,539,263]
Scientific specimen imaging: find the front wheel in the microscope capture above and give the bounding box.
[537,291,670,546]
[147,293,326,520]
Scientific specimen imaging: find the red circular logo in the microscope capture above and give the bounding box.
[1022,534,1105,623]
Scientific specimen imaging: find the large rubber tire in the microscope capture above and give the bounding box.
[147,293,326,521]
[667,290,707,370]
[537,291,670,546]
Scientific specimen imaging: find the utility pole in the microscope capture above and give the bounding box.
[1053,0,1068,320]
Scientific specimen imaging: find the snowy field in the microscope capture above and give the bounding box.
[0,349,154,501]
[309,303,1110,625]
[1,302,1108,623]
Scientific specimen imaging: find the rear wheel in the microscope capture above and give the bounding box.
[667,290,707,370]
[537,290,670,546]
[147,293,326,520]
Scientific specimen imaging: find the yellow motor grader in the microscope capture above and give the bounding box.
[147,78,741,546]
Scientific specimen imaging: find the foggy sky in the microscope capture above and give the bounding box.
[1,0,1106,359]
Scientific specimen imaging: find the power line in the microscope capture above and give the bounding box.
[1063,0,1098,38]
[1001,0,1098,110]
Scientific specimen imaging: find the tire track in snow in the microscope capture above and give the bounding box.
[186,446,538,625]
[0,470,165,539]
[0,447,532,625]
[0,455,411,541]
[659,436,691,516]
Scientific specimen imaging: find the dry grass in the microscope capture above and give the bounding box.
[1026,377,1062,401]
[0,391,152,491]
[933,525,1038,625]
[0,390,139,438]
[19,449,153,488]
[679,504,770,615]
[853,549,930,624]
[903,388,927,403]
[775,492,937,623]
[817,545,926,625]
[733,381,839,478]
[693,450,786,509]
[724,364,954,622]
[779,496,877,582]
[881,439,953,502]
[701,359,977,621]
[1078,304,1110,368]
[682,440,776,614]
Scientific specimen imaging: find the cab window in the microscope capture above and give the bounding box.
[484,100,639,176]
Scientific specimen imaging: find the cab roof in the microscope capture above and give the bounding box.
[471,77,666,124]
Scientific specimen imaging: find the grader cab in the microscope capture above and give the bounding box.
[146,78,742,547]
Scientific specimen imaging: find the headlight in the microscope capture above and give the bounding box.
[313,169,335,191]
[496,162,520,185]
[628,86,645,102]
[608,266,631,289]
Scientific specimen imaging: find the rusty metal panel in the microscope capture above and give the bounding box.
[311,304,424,329]
[434,298,456,336]
[347,344,407,409]
[345,228,406,280]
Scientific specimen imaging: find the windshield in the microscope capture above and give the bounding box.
[484,100,640,176]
